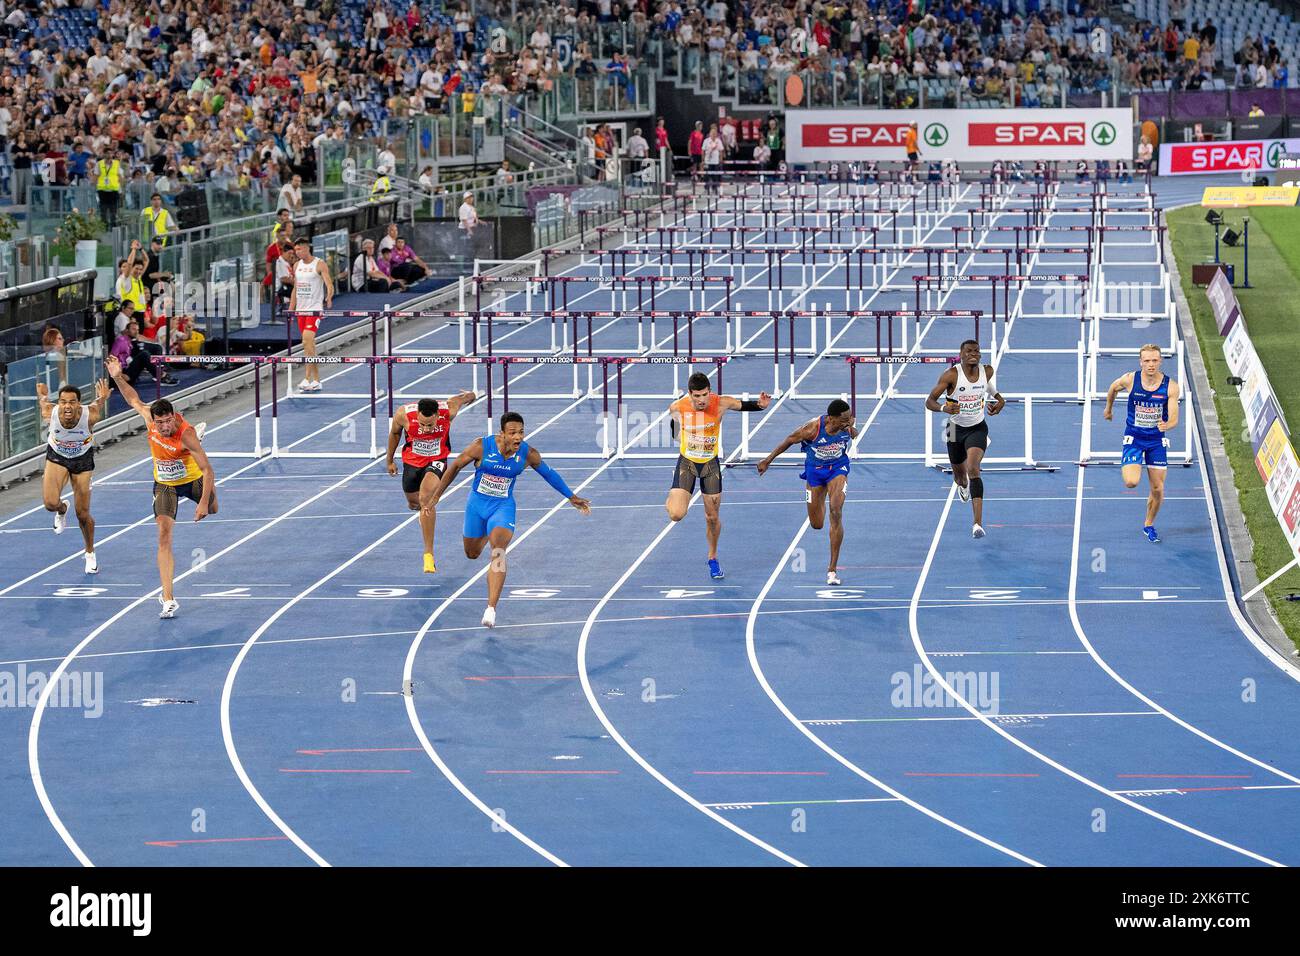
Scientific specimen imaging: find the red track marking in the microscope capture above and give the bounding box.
[297,747,422,755]
[463,675,578,682]
[693,771,829,776]
[146,836,290,848]
[486,770,620,775]
[1117,774,1252,779]
[905,772,1041,778]
[279,768,412,774]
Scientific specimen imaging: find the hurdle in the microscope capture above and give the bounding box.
[150,355,267,460]
[282,310,394,398]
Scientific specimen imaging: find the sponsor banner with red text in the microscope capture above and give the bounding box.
[1160,137,1300,176]
[786,109,1132,162]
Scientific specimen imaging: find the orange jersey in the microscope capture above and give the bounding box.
[149,413,202,486]
[671,393,723,463]
[904,128,918,153]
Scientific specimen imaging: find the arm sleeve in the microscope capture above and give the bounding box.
[534,460,575,499]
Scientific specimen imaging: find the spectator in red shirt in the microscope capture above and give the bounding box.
[688,120,704,173]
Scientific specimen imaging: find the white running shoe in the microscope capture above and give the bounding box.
[159,599,180,619]
[84,552,98,574]
[53,506,66,534]
[972,524,986,539]
[194,421,208,441]
[481,606,497,628]
[303,380,323,392]
[957,480,971,503]
[827,571,842,586]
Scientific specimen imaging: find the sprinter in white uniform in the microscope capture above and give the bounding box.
[288,236,333,392]
[925,339,1006,538]
[38,377,110,573]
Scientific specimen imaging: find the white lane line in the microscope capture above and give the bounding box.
[801,712,1161,724]
[909,485,1285,867]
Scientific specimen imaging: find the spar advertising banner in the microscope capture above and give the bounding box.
[785,109,1132,162]
[1210,285,1300,562]
[1160,137,1300,176]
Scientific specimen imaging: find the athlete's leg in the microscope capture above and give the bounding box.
[1145,466,1166,526]
[665,489,691,521]
[966,445,986,526]
[156,515,176,601]
[302,328,318,384]
[463,535,489,559]
[1121,463,1142,489]
[806,483,827,530]
[417,470,441,557]
[485,526,515,610]
[702,492,722,560]
[69,471,95,553]
[826,474,848,572]
[42,460,70,523]
[666,457,696,521]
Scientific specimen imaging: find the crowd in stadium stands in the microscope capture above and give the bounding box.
[0,0,1295,215]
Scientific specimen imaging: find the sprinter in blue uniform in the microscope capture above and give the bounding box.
[1104,344,1181,542]
[756,399,859,585]
[428,411,591,627]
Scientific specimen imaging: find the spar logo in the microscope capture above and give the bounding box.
[1267,141,1286,167]
[924,123,948,147]
[1091,121,1116,145]
[968,122,1087,147]
[1167,141,1269,173]
[801,123,910,148]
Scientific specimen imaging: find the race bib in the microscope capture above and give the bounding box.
[686,433,717,458]
[1133,403,1162,429]
[412,437,441,458]
[53,440,87,458]
[814,441,848,461]
[956,392,984,414]
[155,458,189,482]
[478,472,512,498]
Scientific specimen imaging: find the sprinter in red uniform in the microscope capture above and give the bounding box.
[386,391,475,572]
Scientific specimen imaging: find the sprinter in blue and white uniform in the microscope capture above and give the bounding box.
[1104,344,1181,542]
[428,411,591,628]
[756,399,859,585]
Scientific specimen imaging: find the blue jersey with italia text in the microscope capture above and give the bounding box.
[470,434,529,502]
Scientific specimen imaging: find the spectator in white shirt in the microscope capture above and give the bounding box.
[459,192,479,233]
[277,174,304,213]
[626,128,649,158]
[701,126,724,192]
[351,239,394,293]
[377,222,400,256]
[377,145,397,175]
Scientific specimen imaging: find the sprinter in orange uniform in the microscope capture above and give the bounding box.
[106,355,217,619]
[665,371,770,579]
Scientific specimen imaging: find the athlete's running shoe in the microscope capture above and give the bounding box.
[423,553,436,574]
[827,571,842,586]
[52,505,66,534]
[1143,525,1160,543]
[956,480,971,503]
[159,599,180,619]
[481,606,496,628]
[971,524,986,539]
[84,552,98,575]
[708,558,725,580]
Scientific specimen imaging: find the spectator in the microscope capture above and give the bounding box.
[277,174,305,215]
[376,247,408,293]
[654,117,670,161]
[688,120,705,173]
[1249,103,1265,117]
[95,147,126,229]
[109,319,176,387]
[701,124,724,189]
[459,191,479,235]
[626,127,649,160]
[169,315,206,363]
[42,325,68,388]
[351,239,394,293]
[271,209,294,245]
[389,237,429,285]
[141,193,175,247]
[378,222,401,257]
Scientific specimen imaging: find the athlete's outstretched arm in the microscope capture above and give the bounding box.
[180,427,216,520]
[1103,371,1134,421]
[104,355,152,424]
[924,369,959,414]
[36,382,52,422]
[985,364,1006,416]
[719,391,772,415]
[1158,378,1181,431]
[444,391,477,421]
[385,412,406,476]
[88,378,110,426]
[526,446,591,513]
[429,438,482,506]
[756,419,818,475]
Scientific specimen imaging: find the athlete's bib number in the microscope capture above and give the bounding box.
[813,442,848,461]
[1122,435,1135,445]
[412,437,441,458]
[686,433,717,458]
[155,458,189,482]
[1133,403,1162,429]
[53,440,87,458]
[478,473,512,498]
[956,392,984,414]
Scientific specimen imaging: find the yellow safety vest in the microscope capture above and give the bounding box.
[370,175,390,200]
[126,276,146,309]
[142,206,172,242]
[97,159,121,192]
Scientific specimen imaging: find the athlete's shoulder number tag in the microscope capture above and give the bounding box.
[1122,434,1135,445]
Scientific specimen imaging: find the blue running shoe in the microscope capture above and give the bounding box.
[708,558,725,580]
[1143,525,1160,543]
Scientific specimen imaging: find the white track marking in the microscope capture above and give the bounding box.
[909,485,1285,866]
